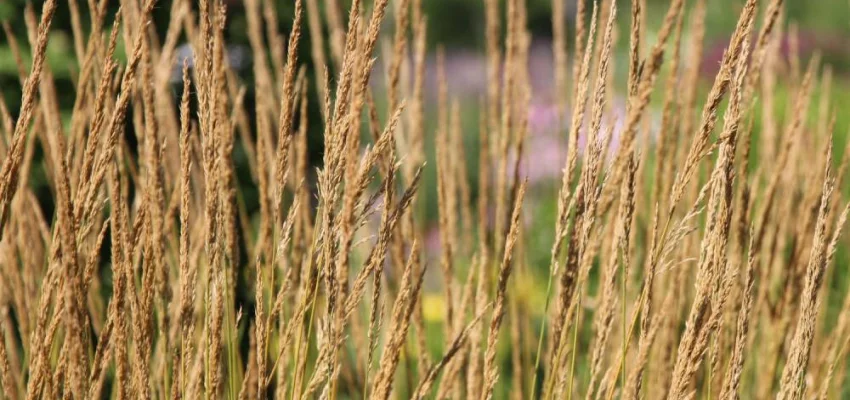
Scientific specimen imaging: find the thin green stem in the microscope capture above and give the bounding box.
[530,266,557,400]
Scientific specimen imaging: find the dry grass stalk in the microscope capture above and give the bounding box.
[0,325,16,400]
[550,3,619,395]
[482,180,527,400]
[718,227,757,400]
[544,5,600,385]
[370,241,426,400]
[667,16,752,397]
[777,143,848,400]
[413,304,490,400]
[587,152,638,399]
[0,0,57,232]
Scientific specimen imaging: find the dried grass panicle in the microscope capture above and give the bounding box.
[777,142,846,400]
[482,180,527,400]
[0,0,57,232]
[0,326,16,400]
[545,4,599,376]
[587,152,638,400]
[817,201,850,400]
[551,4,620,390]
[178,60,196,397]
[274,0,304,219]
[413,304,490,400]
[370,241,427,400]
[718,226,757,400]
[669,0,756,212]
[604,0,683,193]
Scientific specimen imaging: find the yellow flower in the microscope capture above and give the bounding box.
[422,293,446,322]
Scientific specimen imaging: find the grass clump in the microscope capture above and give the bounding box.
[1,0,850,399]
